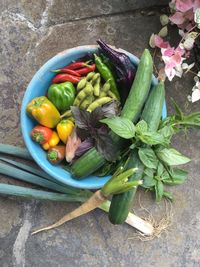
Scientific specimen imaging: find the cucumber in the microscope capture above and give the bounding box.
[71,148,106,179]
[121,49,153,121]
[71,49,153,179]
[141,81,165,131]
[108,149,144,224]
[108,81,165,224]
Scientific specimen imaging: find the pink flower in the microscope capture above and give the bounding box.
[161,45,186,81]
[154,35,170,48]
[175,0,194,12]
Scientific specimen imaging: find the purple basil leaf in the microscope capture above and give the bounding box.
[90,100,120,127]
[76,128,91,140]
[100,100,121,117]
[94,129,118,162]
[75,138,94,157]
[71,106,90,129]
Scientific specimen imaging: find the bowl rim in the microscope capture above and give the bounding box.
[21,45,167,189]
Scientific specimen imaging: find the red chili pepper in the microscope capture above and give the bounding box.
[76,64,96,75]
[31,125,53,145]
[63,62,86,70]
[52,69,81,76]
[52,74,82,84]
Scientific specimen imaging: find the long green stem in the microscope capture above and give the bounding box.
[0,161,84,195]
[0,156,54,182]
[0,144,32,160]
[0,183,88,202]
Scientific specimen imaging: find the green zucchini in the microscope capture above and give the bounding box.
[71,49,153,179]
[108,81,165,224]
[141,81,165,131]
[121,49,153,121]
[71,148,106,179]
[108,149,144,224]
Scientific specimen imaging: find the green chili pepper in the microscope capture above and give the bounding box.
[94,54,120,101]
[47,82,76,112]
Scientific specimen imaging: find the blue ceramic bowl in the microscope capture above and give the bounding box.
[21,45,167,189]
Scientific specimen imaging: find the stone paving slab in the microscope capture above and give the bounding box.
[0,1,200,267]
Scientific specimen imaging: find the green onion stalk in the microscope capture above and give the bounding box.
[0,144,154,236]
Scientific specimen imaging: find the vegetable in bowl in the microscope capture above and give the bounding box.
[21,42,166,189]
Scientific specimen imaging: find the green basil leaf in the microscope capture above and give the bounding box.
[100,117,135,139]
[158,125,174,140]
[157,162,164,176]
[142,175,156,188]
[155,180,164,202]
[162,168,188,185]
[136,120,148,134]
[143,168,154,178]
[156,148,191,166]
[137,132,168,146]
[138,148,158,169]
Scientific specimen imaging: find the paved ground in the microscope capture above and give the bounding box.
[0,1,200,267]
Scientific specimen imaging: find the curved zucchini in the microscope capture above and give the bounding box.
[108,149,144,224]
[108,81,165,224]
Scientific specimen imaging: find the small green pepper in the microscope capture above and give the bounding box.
[47,82,76,112]
[94,54,120,101]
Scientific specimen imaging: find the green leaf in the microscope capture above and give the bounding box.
[100,117,135,139]
[158,125,174,140]
[138,148,158,169]
[195,8,200,24]
[143,168,154,178]
[162,168,188,185]
[181,112,200,128]
[157,162,164,176]
[171,98,183,120]
[137,131,167,146]
[136,120,148,133]
[130,143,136,149]
[142,175,156,188]
[155,180,164,202]
[156,148,191,166]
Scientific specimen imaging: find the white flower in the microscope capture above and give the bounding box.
[192,89,200,103]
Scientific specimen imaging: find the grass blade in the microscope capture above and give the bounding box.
[0,161,84,195]
[0,183,88,202]
[0,144,32,160]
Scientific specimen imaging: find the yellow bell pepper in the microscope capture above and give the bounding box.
[42,131,60,150]
[56,119,74,144]
[26,96,60,128]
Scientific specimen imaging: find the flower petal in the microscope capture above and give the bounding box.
[192,89,200,102]
[170,12,185,25]
[175,0,194,12]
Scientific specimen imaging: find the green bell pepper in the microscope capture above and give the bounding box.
[47,82,76,112]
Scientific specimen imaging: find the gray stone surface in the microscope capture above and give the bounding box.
[0,1,200,267]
